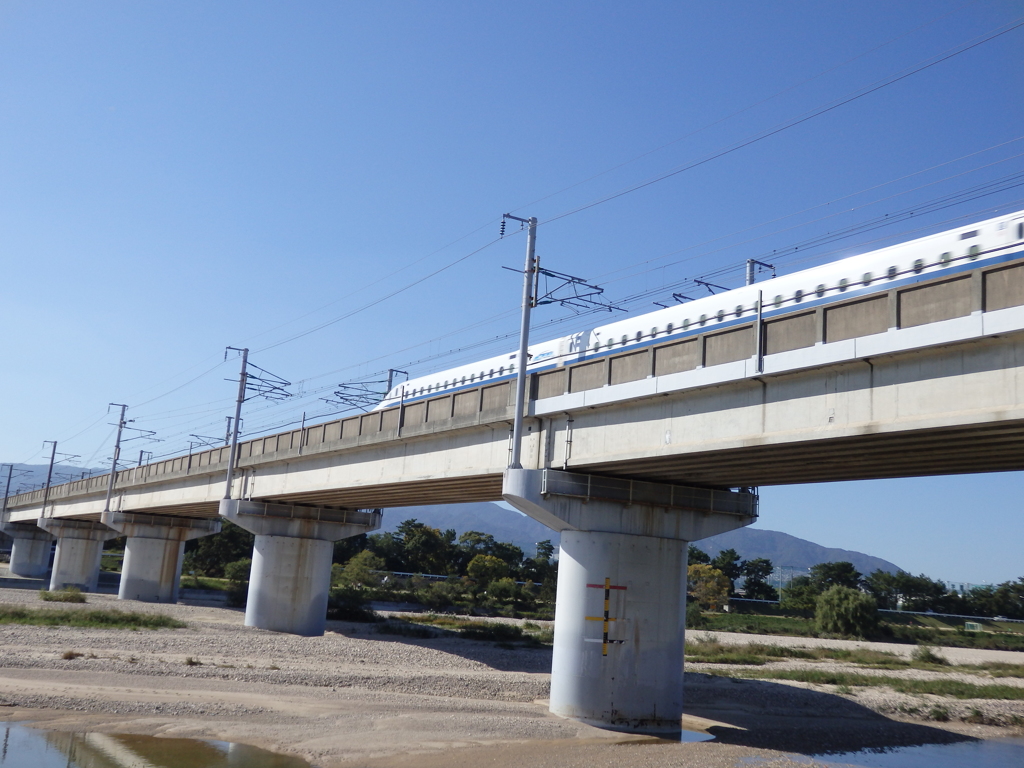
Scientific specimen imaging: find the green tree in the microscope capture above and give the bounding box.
[687,545,711,565]
[182,521,255,578]
[467,554,509,589]
[687,564,730,611]
[398,520,456,575]
[780,575,819,613]
[332,533,367,564]
[742,557,779,601]
[340,550,385,587]
[223,558,251,608]
[815,585,878,637]
[809,561,862,592]
[711,548,744,595]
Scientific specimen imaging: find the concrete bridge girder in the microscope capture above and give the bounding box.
[503,468,757,733]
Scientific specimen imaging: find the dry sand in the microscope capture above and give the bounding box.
[0,583,1020,767]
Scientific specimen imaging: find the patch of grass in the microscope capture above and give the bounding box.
[709,667,1024,700]
[375,620,436,639]
[912,645,949,665]
[966,662,1024,678]
[401,615,553,645]
[703,613,816,636]
[928,705,950,722]
[184,656,202,666]
[0,605,185,630]
[61,650,83,660]
[40,587,86,603]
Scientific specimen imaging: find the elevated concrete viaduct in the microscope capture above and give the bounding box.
[4,248,1024,733]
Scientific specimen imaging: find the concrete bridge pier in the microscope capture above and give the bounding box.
[38,518,118,592]
[503,468,757,735]
[2,522,53,577]
[219,499,382,637]
[103,512,221,603]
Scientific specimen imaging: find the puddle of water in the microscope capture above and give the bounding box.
[744,736,1024,768]
[815,738,1024,768]
[0,721,310,768]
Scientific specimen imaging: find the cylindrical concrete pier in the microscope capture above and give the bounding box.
[119,536,186,603]
[50,536,106,592]
[8,527,53,578]
[10,537,52,577]
[550,530,688,733]
[245,534,335,636]
[38,519,118,593]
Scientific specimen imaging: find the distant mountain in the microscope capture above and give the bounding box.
[379,502,901,574]
[693,526,901,576]
[1,463,104,496]
[380,502,557,559]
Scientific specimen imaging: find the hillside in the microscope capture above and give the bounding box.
[379,502,902,575]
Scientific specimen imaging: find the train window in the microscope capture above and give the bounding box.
[735,305,743,317]
[620,335,628,346]
[887,266,897,279]
[470,374,476,383]
[794,289,804,303]
[773,294,783,308]
[606,338,614,350]
[716,310,725,322]
[838,278,849,292]
[509,363,515,373]
[635,331,643,342]
[913,259,924,274]
[489,369,494,377]
[461,376,467,385]
[940,252,952,266]
[969,244,981,259]
[1018,223,1023,239]
[699,314,707,326]
[651,327,658,337]
[499,367,505,375]
[862,272,872,286]
[960,230,979,240]
[444,380,449,388]
[668,322,676,333]
[816,284,826,297]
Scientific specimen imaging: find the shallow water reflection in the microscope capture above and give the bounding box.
[741,736,1024,768]
[0,721,309,768]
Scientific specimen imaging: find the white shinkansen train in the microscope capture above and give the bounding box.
[374,209,1024,410]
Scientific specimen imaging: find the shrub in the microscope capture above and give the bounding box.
[40,587,86,603]
[416,578,466,611]
[815,585,878,638]
[326,585,378,622]
[223,558,251,608]
[338,550,385,588]
[912,644,949,665]
[686,601,707,629]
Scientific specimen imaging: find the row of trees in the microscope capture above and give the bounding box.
[687,546,778,600]
[782,561,1024,620]
[183,523,1023,621]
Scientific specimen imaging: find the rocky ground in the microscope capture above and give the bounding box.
[0,583,1021,767]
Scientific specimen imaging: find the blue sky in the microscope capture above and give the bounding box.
[2,1,1022,583]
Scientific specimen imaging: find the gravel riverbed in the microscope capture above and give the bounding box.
[0,584,1021,767]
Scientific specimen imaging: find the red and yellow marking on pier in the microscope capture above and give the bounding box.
[585,577,627,656]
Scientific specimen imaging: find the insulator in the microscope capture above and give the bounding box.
[500,220,506,238]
